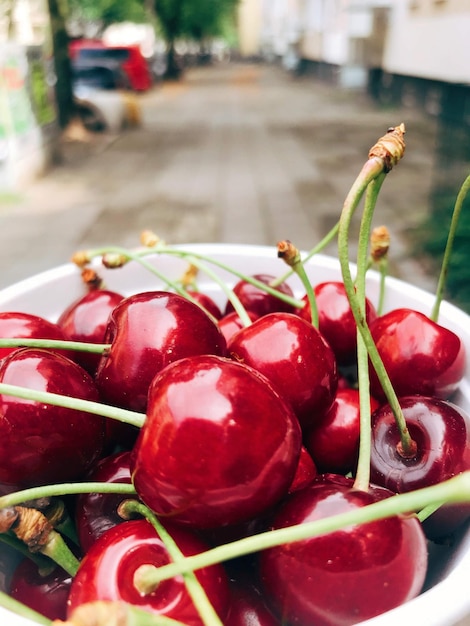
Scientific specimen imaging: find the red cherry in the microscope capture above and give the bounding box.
[228,312,338,429]
[259,477,427,625]
[95,291,227,412]
[288,445,317,494]
[67,518,230,624]
[297,281,377,364]
[0,311,70,360]
[226,580,280,626]
[0,348,105,486]
[224,274,295,317]
[305,388,380,475]
[185,290,223,320]
[75,450,132,553]
[370,395,470,538]
[57,289,124,374]
[369,308,466,400]
[130,354,302,528]
[10,559,72,621]
[218,310,259,344]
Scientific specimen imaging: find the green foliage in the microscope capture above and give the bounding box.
[154,0,239,43]
[68,0,148,33]
[416,177,470,313]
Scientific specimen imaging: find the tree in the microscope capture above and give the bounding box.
[153,0,239,77]
[47,0,75,128]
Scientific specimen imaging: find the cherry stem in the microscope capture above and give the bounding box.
[141,471,470,584]
[0,338,108,353]
[139,246,305,309]
[0,590,50,625]
[353,175,385,491]
[277,240,319,327]
[0,383,145,428]
[0,533,54,574]
[272,220,340,287]
[40,529,79,576]
[121,500,224,626]
[0,482,137,511]
[338,163,417,459]
[431,172,470,322]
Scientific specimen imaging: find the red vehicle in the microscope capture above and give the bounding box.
[69,39,152,92]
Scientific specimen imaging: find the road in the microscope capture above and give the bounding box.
[1,61,438,290]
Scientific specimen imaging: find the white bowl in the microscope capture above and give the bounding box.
[0,243,469,626]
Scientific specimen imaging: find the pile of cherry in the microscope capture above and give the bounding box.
[0,253,467,626]
[1,123,470,626]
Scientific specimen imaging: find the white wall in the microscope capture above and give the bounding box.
[383,0,470,83]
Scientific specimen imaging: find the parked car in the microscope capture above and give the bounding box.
[72,61,141,132]
[69,39,153,91]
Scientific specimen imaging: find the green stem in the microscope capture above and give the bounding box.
[278,242,319,327]
[431,173,470,322]
[0,383,145,428]
[0,590,50,625]
[122,501,223,626]
[40,530,80,576]
[376,257,388,317]
[0,482,137,510]
[272,220,340,287]
[337,161,416,458]
[144,246,304,309]
[0,533,54,573]
[353,175,385,491]
[0,338,108,353]
[134,472,470,584]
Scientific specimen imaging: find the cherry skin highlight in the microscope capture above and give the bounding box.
[370,395,470,538]
[130,354,302,528]
[67,518,230,625]
[0,348,105,487]
[259,476,427,626]
[95,290,227,412]
[224,274,296,317]
[368,308,466,401]
[0,311,70,360]
[297,281,377,364]
[228,312,338,430]
[57,288,124,374]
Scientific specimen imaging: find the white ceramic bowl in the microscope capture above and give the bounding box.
[0,243,469,626]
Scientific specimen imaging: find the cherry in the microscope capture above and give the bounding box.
[0,348,105,486]
[259,476,427,626]
[0,311,70,360]
[224,274,296,317]
[67,518,230,624]
[370,395,470,539]
[288,445,317,494]
[368,308,466,401]
[130,354,302,528]
[95,291,227,412]
[304,388,380,475]
[57,288,124,375]
[226,580,280,626]
[9,559,72,621]
[75,450,133,553]
[228,312,338,430]
[185,289,223,320]
[218,310,259,344]
[297,281,377,364]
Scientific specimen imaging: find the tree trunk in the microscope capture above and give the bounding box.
[47,0,75,128]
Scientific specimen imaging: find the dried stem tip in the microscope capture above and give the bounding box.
[81,268,103,290]
[102,253,128,269]
[180,263,199,288]
[368,123,406,173]
[140,229,161,248]
[370,225,390,262]
[71,250,92,267]
[277,240,301,267]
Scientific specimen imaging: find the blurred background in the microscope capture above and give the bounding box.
[1,0,470,310]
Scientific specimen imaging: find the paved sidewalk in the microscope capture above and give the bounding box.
[0,62,438,290]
